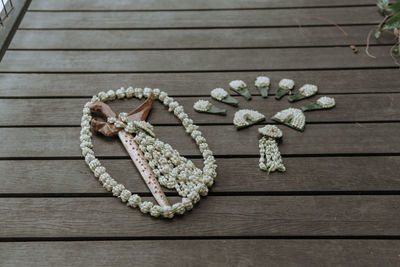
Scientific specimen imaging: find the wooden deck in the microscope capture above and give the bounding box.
[1,0,400,266]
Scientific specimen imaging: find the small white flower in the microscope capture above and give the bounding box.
[279,79,295,90]
[317,96,335,108]
[116,87,126,99]
[127,194,141,207]
[125,87,135,98]
[150,205,162,217]
[112,184,125,196]
[229,80,246,90]
[98,91,108,101]
[255,76,270,87]
[299,84,318,97]
[211,88,228,101]
[193,100,211,112]
[258,125,283,139]
[119,189,132,202]
[106,90,116,100]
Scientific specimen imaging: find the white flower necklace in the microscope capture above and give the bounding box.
[80,87,217,219]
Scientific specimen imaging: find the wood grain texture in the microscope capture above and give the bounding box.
[9,26,393,49]
[28,0,376,11]
[0,124,399,158]
[0,47,393,72]
[0,70,398,97]
[1,240,399,267]
[0,94,399,126]
[20,7,381,29]
[1,157,399,194]
[1,196,399,237]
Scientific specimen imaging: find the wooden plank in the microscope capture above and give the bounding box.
[19,7,381,29]
[1,156,399,194]
[1,240,399,267]
[9,26,393,49]
[0,47,393,72]
[0,124,398,158]
[0,195,399,237]
[1,94,399,126]
[0,70,398,97]
[28,0,376,11]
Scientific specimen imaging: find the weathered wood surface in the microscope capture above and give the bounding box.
[0,69,398,97]
[1,0,399,265]
[2,240,400,267]
[28,0,376,11]
[1,124,399,158]
[0,47,393,72]
[10,26,393,49]
[20,7,381,29]
[1,196,399,237]
[0,94,399,126]
[1,157,399,194]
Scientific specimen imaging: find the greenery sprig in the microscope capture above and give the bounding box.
[370,0,400,64]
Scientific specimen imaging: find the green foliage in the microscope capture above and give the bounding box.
[389,1,400,13]
[377,0,390,14]
[383,12,400,29]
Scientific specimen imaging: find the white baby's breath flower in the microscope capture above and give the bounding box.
[229,80,246,90]
[255,76,270,87]
[279,79,295,90]
[193,100,211,112]
[317,96,335,108]
[299,84,318,97]
[211,88,228,100]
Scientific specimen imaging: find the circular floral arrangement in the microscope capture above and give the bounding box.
[80,87,217,218]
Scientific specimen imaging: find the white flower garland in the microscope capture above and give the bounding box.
[258,125,285,173]
[80,87,217,219]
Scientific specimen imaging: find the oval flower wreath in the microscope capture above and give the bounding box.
[80,87,217,219]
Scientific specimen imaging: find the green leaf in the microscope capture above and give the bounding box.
[374,30,382,39]
[275,87,290,100]
[221,95,239,106]
[230,87,252,101]
[256,85,269,98]
[288,92,308,102]
[301,102,325,112]
[383,12,400,30]
[207,105,227,115]
[389,1,400,14]
[377,0,389,15]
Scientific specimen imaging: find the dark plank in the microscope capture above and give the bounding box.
[1,157,399,194]
[1,240,399,267]
[20,8,381,29]
[0,94,399,126]
[0,70,398,97]
[1,196,399,237]
[0,124,399,158]
[0,47,393,72]
[9,26,393,49]
[28,0,376,11]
